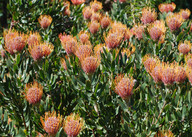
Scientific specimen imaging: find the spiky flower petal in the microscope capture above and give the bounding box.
[180,9,191,20]
[90,0,102,12]
[88,21,100,34]
[174,64,186,83]
[161,62,175,85]
[82,6,92,20]
[178,40,191,55]
[132,24,145,40]
[100,15,111,29]
[78,31,90,44]
[158,3,176,13]
[27,32,41,46]
[75,44,93,61]
[166,13,183,31]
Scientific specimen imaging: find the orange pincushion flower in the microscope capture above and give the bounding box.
[155,130,175,137]
[61,56,70,70]
[82,6,92,20]
[38,15,52,29]
[88,20,100,34]
[75,44,93,61]
[64,1,71,16]
[59,33,72,44]
[25,81,43,104]
[63,113,84,137]
[90,0,102,12]
[71,0,85,5]
[94,44,105,58]
[28,42,53,61]
[81,56,100,74]
[132,24,145,40]
[105,30,123,49]
[166,13,183,31]
[91,12,101,22]
[178,40,191,55]
[111,21,127,35]
[141,7,157,24]
[158,3,176,13]
[100,15,111,29]
[174,64,186,83]
[78,31,90,44]
[150,62,162,83]
[142,55,159,73]
[27,32,41,46]
[41,111,62,135]
[185,54,192,68]
[114,74,135,100]
[180,9,191,20]
[161,62,175,85]
[124,28,133,41]
[4,29,27,54]
[148,20,166,42]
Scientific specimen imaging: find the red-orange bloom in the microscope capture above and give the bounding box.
[94,44,105,58]
[143,55,159,73]
[90,0,102,12]
[81,56,100,74]
[64,1,71,16]
[28,42,54,61]
[185,54,192,68]
[132,24,145,40]
[27,32,41,46]
[166,13,183,31]
[180,9,191,20]
[38,15,52,29]
[114,74,135,100]
[178,41,191,55]
[150,62,162,83]
[100,15,111,29]
[105,30,123,49]
[111,21,127,35]
[61,56,70,70]
[161,62,175,85]
[0,49,5,58]
[78,31,90,44]
[141,7,157,24]
[63,113,84,137]
[41,111,62,135]
[71,0,85,5]
[124,28,133,41]
[88,21,100,34]
[82,6,92,20]
[4,30,27,55]
[148,20,166,43]
[25,81,43,104]
[91,12,101,22]
[174,64,186,83]
[158,3,176,13]
[75,44,93,61]
[154,130,175,137]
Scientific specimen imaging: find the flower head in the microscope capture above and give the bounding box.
[78,31,90,44]
[90,0,102,12]
[82,6,92,20]
[174,64,186,83]
[81,56,100,74]
[71,0,85,5]
[185,54,192,68]
[178,40,191,55]
[38,15,52,29]
[100,15,111,29]
[166,13,183,31]
[148,20,166,43]
[111,21,127,35]
[114,74,135,100]
[41,111,62,135]
[180,9,191,20]
[28,42,53,61]
[94,44,105,58]
[27,32,41,46]
[143,54,159,73]
[63,113,84,137]
[4,29,27,54]
[155,130,175,137]
[75,44,93,61]
[25,81,43,104]
[105,30,123,49]
[124,28,133,41]
[88,20,100,34]
[141,7,157,24]
[150,62,162,83]
[0,49,6,58]
[132,24,145,40]
[161,62,175,85]
[91,12,101,22]
[158,3,176,13]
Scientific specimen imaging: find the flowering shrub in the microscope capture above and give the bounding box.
[0,0,192,136]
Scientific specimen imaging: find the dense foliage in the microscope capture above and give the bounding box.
[0,0,192,136]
